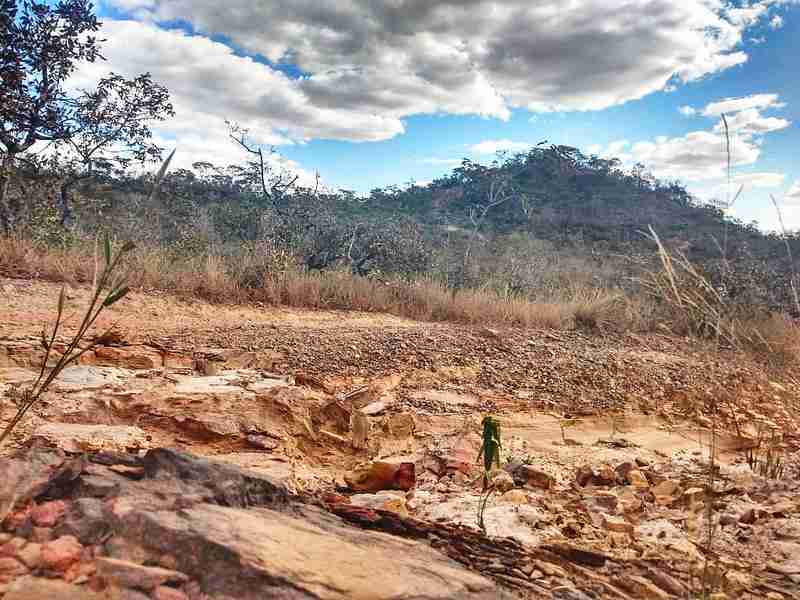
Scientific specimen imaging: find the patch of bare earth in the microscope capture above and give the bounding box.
[1,277,800,599]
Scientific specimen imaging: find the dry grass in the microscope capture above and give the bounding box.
[0,236,627,329]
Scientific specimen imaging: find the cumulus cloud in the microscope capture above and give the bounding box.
[104,0,781,124]
[470,139,533,155]
[770,14,785,29]
[702,93,785,116]
[785,182,800,205]
[420,158,463,166]
[592,91,791,183]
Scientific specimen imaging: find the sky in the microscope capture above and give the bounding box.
[82,0,800,231]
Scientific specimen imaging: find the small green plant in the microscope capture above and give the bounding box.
[476,415,502,532]
[0,234,134,447]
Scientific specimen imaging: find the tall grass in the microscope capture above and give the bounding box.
[0,235,629,330]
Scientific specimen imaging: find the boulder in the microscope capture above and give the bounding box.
[30,423,149,454]
[96,557,188,591]
[3,577,105,600]
[94,345,163,370]
[345,461,416,493]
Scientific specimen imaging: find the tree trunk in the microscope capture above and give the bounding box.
[59,179,75,229]
[0,154,14,235]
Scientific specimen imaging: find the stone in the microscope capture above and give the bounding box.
[617,488,643,513]
[602,514,634,535]
[384,413,416,438]
[244,434,279,451]
[28,528,50,544]
[490,471,515,493]
[94,345,163,370]
[0,451,66,524]
[627,469,649,489]
[3,576,105,600]
[41,536,83,573]
[30,500,67,528]
[615,461,636,483]
[344,461,416,493]
[592,491,619,512]
[96,557,189,591]
[682,487,705,505]
[0,538,27,557]
[30,423,149,454]
[595,465,616,486]
[349,493,409,517]
[575,465,595,487]
[619,575,671,599]
[153,587,190,600]
[0,557,28,583]
[16,544,42,570]
[517,465,555,490]
[53,366,128,391]
[350,411,370,450]
[56,498,111,545]
[112,503,502,599]
[499,490,528,505]
[652,479,680,498]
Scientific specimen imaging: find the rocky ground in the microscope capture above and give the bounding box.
[1,277,800,599]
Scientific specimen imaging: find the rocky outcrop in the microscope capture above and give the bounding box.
[0,448,503,600]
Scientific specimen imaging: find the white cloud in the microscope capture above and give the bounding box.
[785,182,800,205]
[470,139,532,155]
[104,0,783,123]
[712,107,790,135]
[420,158,463,166]
[750,36,767,44]
[679,105,698,117]
[702,93,785,116]
[770,14,785,29]
[732,172,786,188]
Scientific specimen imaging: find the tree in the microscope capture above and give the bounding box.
[0,0,101,232]
[52,72,174,227]
[0,0,173,232]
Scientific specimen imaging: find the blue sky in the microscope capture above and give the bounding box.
[88,1,800,230]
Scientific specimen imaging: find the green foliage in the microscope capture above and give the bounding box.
[477,415,502,489]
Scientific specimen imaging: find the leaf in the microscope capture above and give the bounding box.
[103,285,130,306]
[103,233,112,266]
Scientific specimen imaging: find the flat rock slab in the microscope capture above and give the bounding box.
[115,502,500,600]
[411,389,479,407]
[54,366,129,391]
[31,423,149,453]
[3,576,106,600]
[171,375,251,396]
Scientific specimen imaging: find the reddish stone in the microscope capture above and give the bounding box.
[31,500,67,527]
[0,556,28,584]
[41,535,83,573]
[153,586,190,600]
[0,538,26,558]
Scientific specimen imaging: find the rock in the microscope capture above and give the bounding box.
[627,469,649,489]
[595,464,616,486]
[94,346,163,370]
[499,490,528,505]
[153,587,190,600]
[16,544,42,569]
[384,412,416,438]
[739,508,758,525]
[615,461,636,483]
[30,423,149,454]
[602,515,634,535]
[112,503,501,599]
[592,491,619,512]
[53,366,128,391]
[490,471,515,493]
[345,461,416,493]
[517,465,555,490]
[56,498,111,545]
[575,465,595,487]
[682,487,705,505]
[0,450,66,524]
[41,536,83,573]
[3,576,105,600]
[244,434,279,451]
[617,488,643,513]
[30,500,67,527]
[0,557,28,583]
[534,560,566,577]
[96,557,189,591]
[29,528,53,543]
[618,575,672,599]
[767,559,800,575]
[361,399,392,416]
[350,411,370,450]
[652,480,680,505]
[0,538,27,558]
[349,493,409,517]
